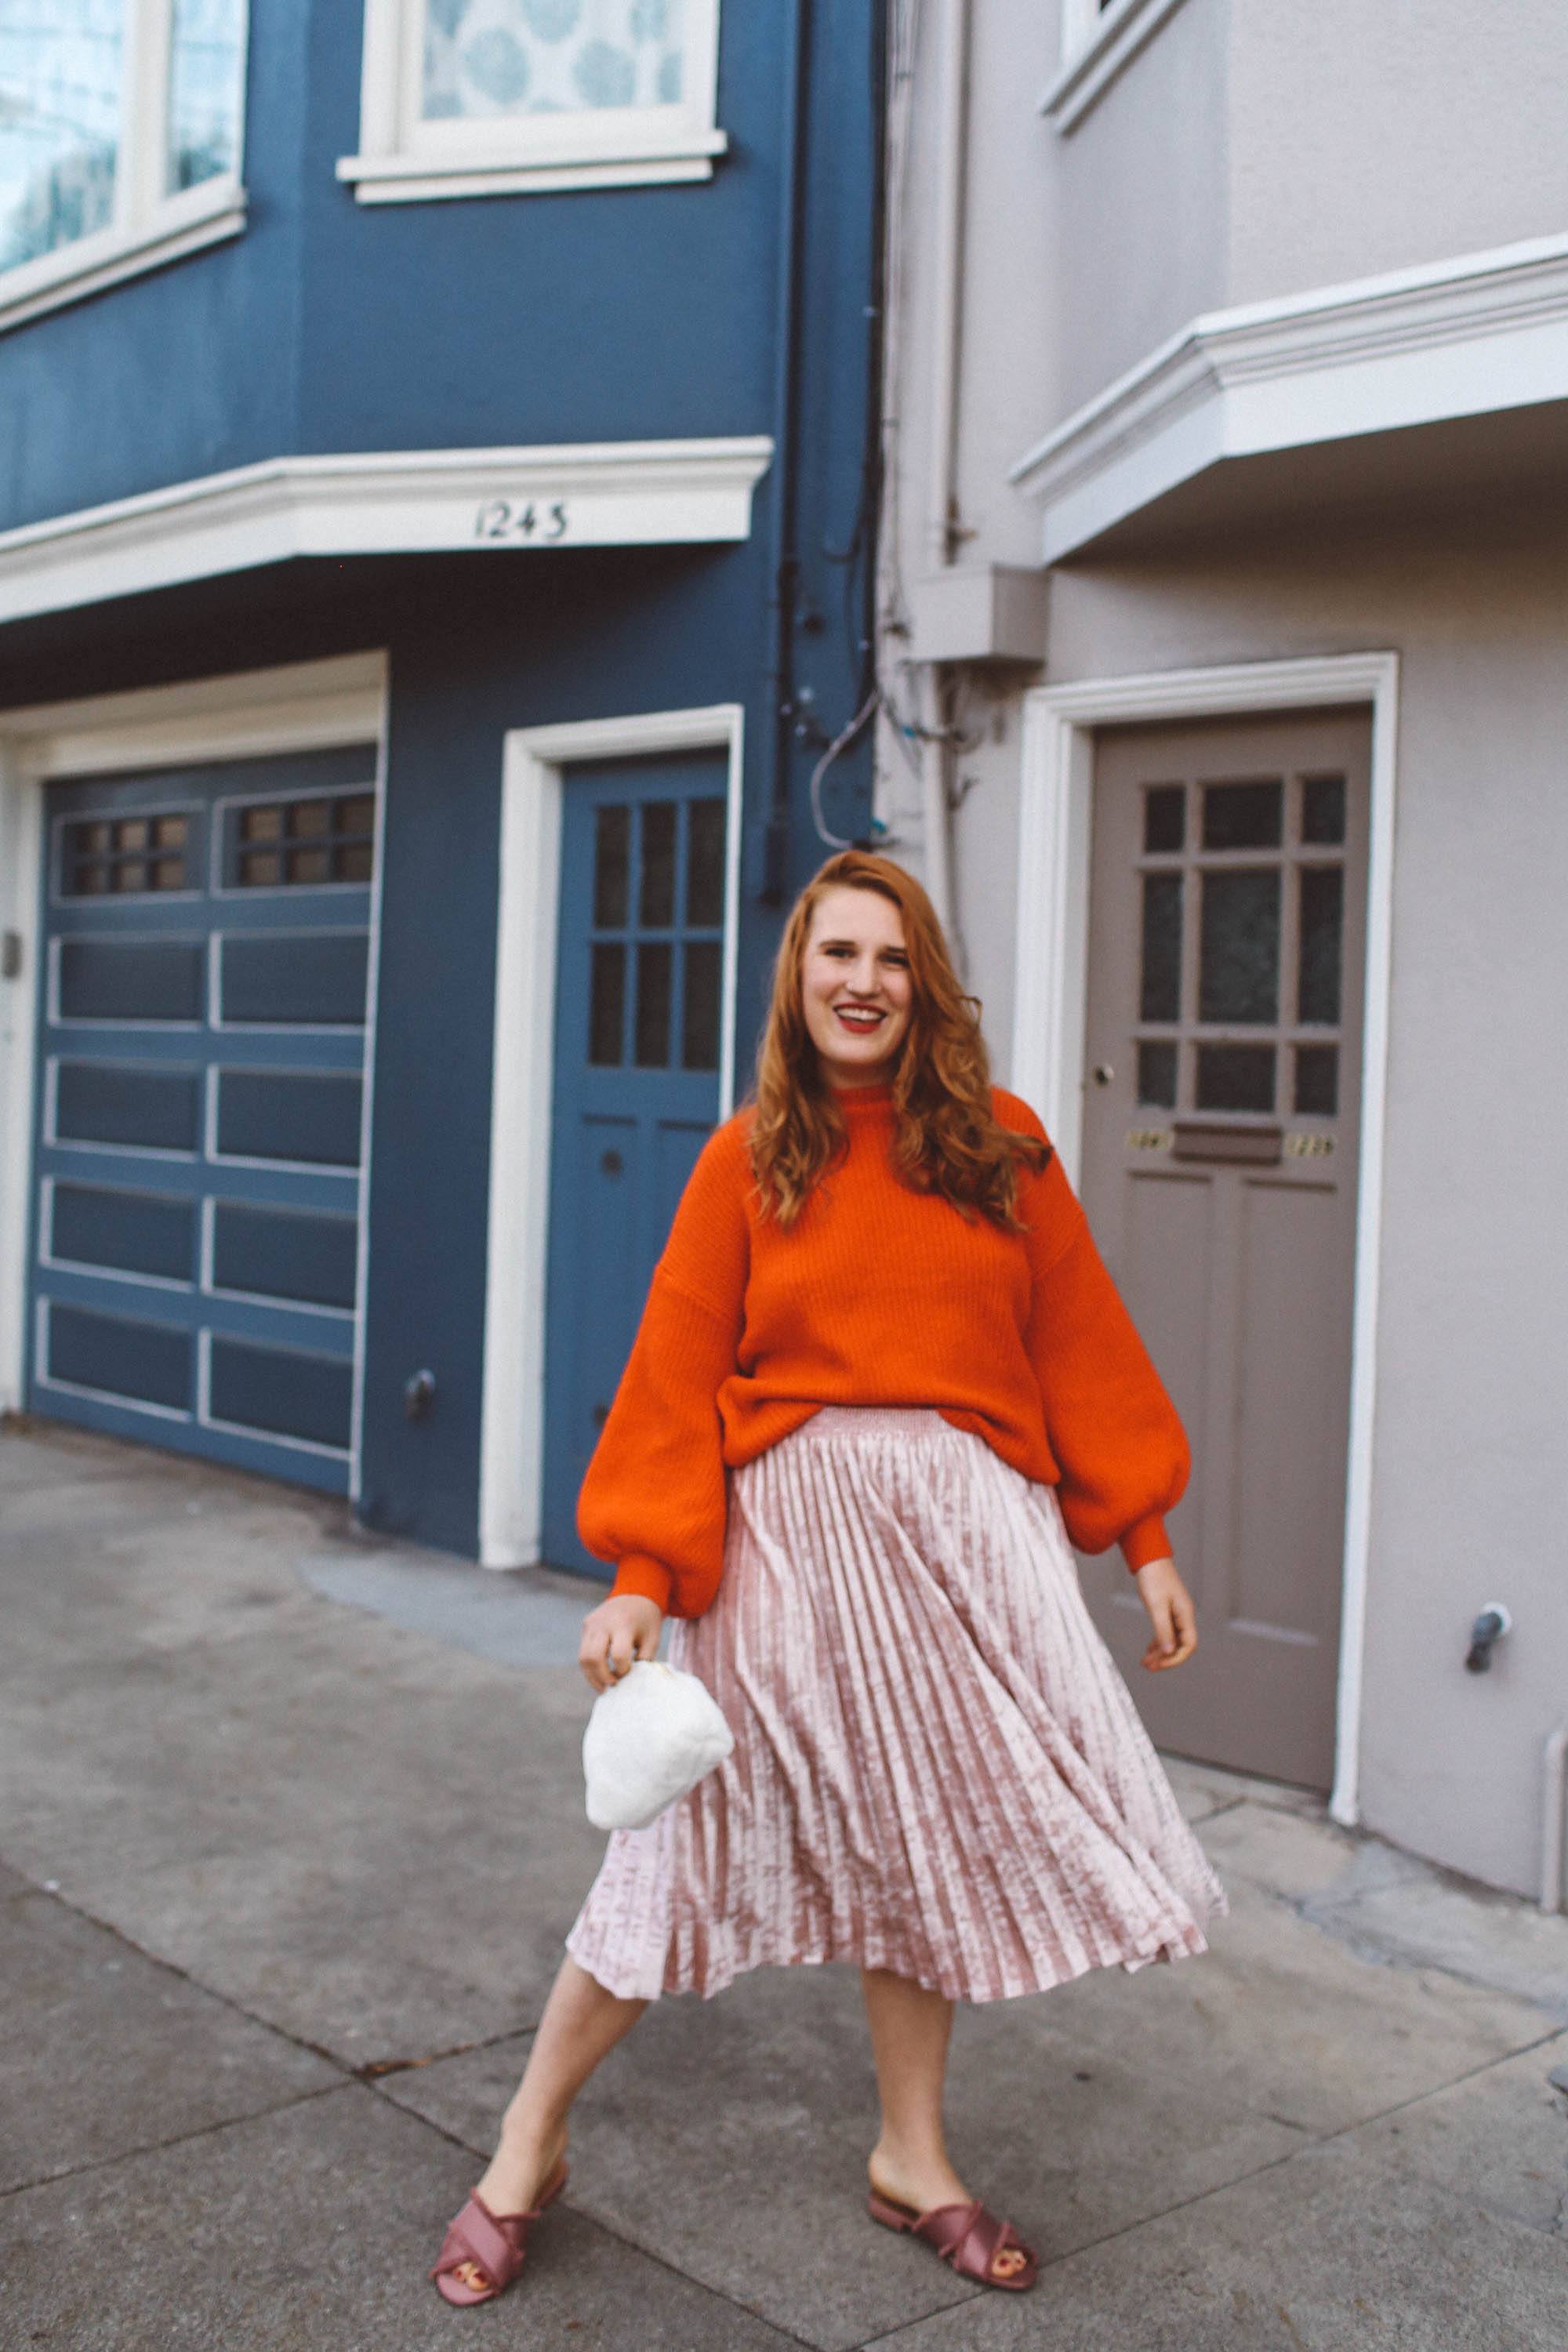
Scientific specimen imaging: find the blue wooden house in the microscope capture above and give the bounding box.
[0,0,880,1570]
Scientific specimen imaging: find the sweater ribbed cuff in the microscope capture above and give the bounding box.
[609,1555,673,1612]
[1121,1515,1173,1573]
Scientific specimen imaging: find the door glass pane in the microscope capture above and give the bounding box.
[1301,775,1346,845]
[0,1,122,274]
[1196,1044,1276,1113]
[1202,779,1282,850]
[681,938,720,1071]
[1294,1044,1338,1116]
[634,941,671,1066]
[638,802,676,927]
[166,0,246,193]
[1200,869,1279,1024]
[588,942,624,1065]
[593,804,629,927]
[1298,866,1343,1024]
[685,798,726,926]
[1142,784,1184,854]
[1138,873,1182,1023]
[1136,1040,1177,1108]
[422,0,688,125]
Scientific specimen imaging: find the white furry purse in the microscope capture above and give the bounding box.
[582,1660,735,1831]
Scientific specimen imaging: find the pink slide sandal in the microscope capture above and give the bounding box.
[868,2187,1039,2291]
[430,2161,568,2307]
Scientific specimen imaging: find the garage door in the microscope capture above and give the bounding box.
[27,744,378,1496]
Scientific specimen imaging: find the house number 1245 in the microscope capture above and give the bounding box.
[474,498,569,542]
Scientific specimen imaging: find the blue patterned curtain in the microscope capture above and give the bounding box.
[423,0,686,122]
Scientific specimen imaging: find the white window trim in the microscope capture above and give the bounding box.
[1042,0,1192,135]
[0,652,387,1508]
[0,0,249,333]
[1012,652,1400,1840]
[339,0,727,205]
[478,702,744,1570]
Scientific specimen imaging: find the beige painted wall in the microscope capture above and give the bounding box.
[949,501,1568,1898]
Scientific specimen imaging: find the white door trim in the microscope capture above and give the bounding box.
[479,702,745,1570]
[1014,652,1399,1828]
[0,652,388,1494]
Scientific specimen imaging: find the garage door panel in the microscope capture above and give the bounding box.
[53,1061,202,1154]
[29,750,378,1497]
[56,937,206,1025]
[45,1302,193,1414]
[206,1336,353,1453]
[209,1202,358,1311]
[48,1181,197,1284]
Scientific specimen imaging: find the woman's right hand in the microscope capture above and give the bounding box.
[579,1594,664,1692]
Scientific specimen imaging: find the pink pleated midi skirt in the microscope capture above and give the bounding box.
[567,1406,1226,2005]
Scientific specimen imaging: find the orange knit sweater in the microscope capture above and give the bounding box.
[577,1084,1189,1617]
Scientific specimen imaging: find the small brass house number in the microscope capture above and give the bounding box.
[1126,1128,1173,1152]
[474,497,570,543]
[1285,1133,1335,1158]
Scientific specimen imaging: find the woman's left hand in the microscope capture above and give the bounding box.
[1132,1557,1197,1671]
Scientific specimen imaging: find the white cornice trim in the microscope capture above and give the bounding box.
[1011,230,1568,560]
[1040,0,1192,136]
[0,438,775,625]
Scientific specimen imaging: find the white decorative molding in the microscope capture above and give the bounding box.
[0,182,247,337]
[337,135,728,204]
[1042,0,1192,135]
[1011,230,1568,559]
[0,439,775,625]
[1013,652,1400,1834]
[479,703,744,1572]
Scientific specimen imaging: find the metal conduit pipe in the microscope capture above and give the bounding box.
[1542,1722,1568,1915]
[919,0,971,942]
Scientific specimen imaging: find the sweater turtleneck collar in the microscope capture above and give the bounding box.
[833,1082,896,1119]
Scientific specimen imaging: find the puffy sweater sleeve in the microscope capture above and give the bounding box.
[996,1091,1189,1572]
[575,1118,750,1618]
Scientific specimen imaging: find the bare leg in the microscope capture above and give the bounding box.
[474,1955,647,2215]
[861,1966,972,2215]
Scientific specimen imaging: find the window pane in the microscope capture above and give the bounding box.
[1301,775,1346,845]
[587,942,624,1065]
[1200,869,1279,1025]
[166,0,245,194]
[1142,784,1184,855]
[634,940,671,1067]
[289,800,331,839]
[638,801,675,927]
[422,0,688,125]
[335,793,376,837]
[0,1,122,274]
[1138,873,1181,1023]
[1202,779,1282,851]
[681,938,720,1070]
[1298,866,1343,1024]
[685,798,725,926]
[593,804,629,928]
[1294,1044,1338,1116]
[1136,1040,1177,1109]
[1196,1044,1275,1113]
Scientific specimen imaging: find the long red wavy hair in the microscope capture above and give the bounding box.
[748,851,1049,1228]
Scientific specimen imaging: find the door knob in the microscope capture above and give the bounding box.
[1093,1064,1114,1086]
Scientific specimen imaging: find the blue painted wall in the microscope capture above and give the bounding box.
[0,0,882,1556]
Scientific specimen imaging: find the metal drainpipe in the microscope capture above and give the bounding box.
[760,0,813,906]
[920,0,971,941]
[1542,1722,1568,1914]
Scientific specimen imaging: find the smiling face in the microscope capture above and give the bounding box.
[800,884,914,1089]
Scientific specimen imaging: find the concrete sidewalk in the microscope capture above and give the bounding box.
[2,1420,1564,2351]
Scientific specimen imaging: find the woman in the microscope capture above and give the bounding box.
[432,851,1225,2307]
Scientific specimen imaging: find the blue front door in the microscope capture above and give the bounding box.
[541,753,731,1576]
[27,746,377,1495]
